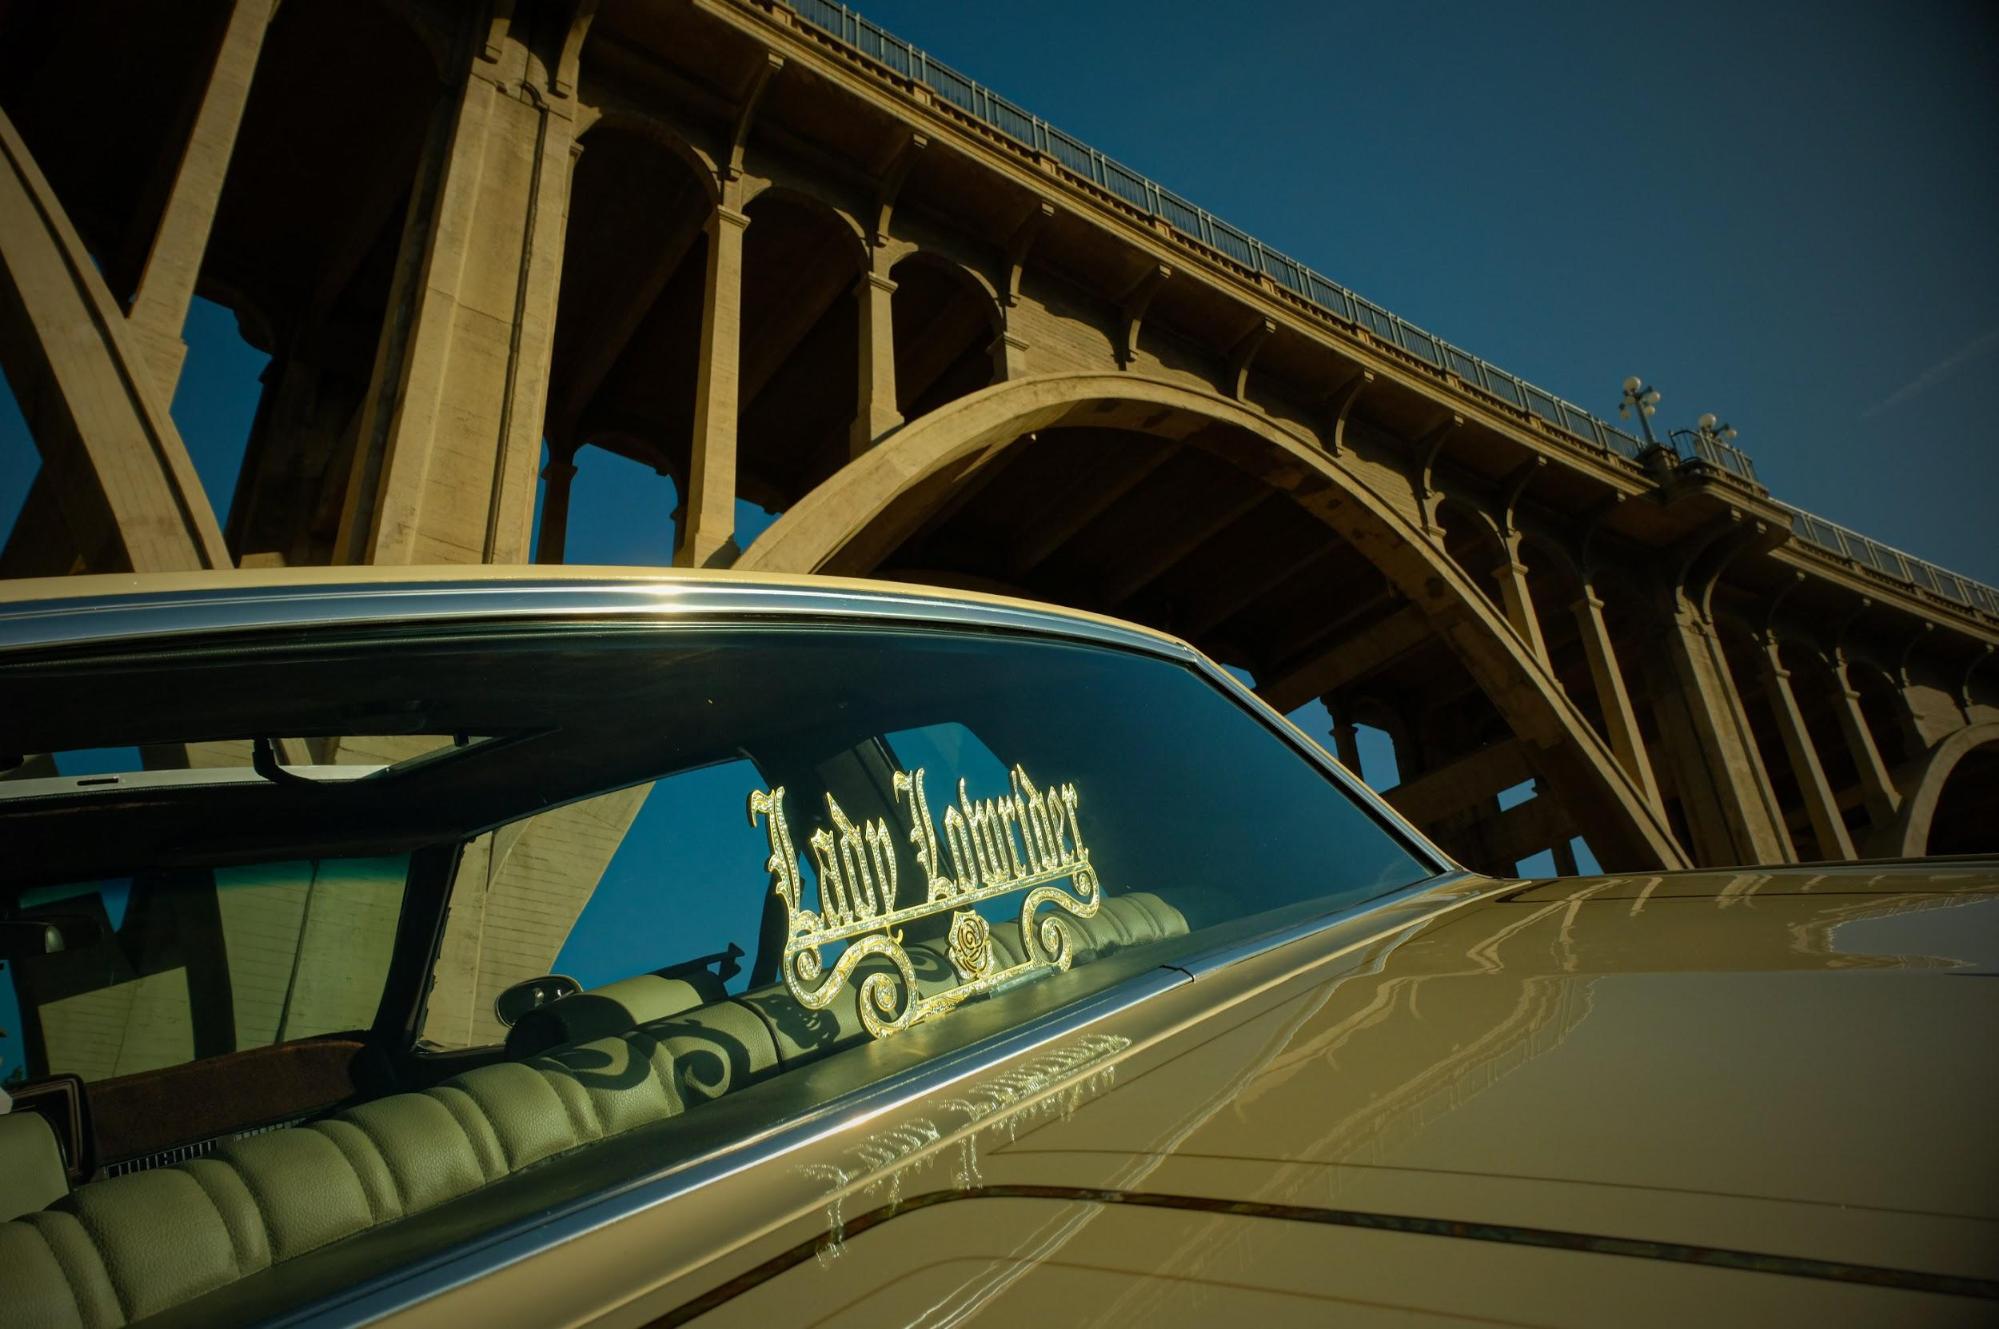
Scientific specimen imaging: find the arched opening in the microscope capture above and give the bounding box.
[1927,741,1999,854]
[1520,534,1605,736]
[1435,500,1507,614]
[889,253,1001,420]
[537,124,716,562]
[739,374,1686,875]
[735,189,864,506]
[1894,722,1999,856]
[0,0,237,305]
[1850,662,1918,775]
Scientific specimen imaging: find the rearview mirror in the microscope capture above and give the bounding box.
[493,974,581,1028]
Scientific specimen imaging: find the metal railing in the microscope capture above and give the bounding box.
[779,0,1995,620]
[1784,508,1999,616]
[1667,428,1760,484]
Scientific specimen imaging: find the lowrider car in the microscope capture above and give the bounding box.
[0,568,1992,1328]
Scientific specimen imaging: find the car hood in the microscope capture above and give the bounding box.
[976,858,1999,1284]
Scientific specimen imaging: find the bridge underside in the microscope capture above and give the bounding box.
[1,0,1995,879]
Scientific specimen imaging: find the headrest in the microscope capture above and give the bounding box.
[0,1110,68,1222]
[505,970,726,1057]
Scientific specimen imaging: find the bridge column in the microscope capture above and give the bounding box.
[534,445,578,564]
[990,328,1030,382]
[1569,590,1662,811]
[1490,549,1548,663]
[1831,656,1902,827]
[125,0,276,398]
[1656,608,1795,865]
[677,202,750,567]
[1324,695,1364,777]
[336,23,582,568]
[851,265,901,457]
[1756,637,1855,860]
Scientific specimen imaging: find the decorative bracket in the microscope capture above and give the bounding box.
[1500,456,1547,540]
[1227,318,1276,401]
[1324,366,1372,458]
[1413,411,1465,534]
[1115,263,1171,369]
[1003,200,1055,307]
[726,52,785,182]
[870,131,928,244]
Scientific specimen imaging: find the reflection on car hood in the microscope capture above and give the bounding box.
[985,859,1999,1282]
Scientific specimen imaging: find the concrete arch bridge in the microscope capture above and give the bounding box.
[1,0,1993,877]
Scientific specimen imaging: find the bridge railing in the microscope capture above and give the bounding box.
[1784,509,1999,616]
[780,0,1995,621]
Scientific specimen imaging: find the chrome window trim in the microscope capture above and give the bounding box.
[279,866,1491,1329]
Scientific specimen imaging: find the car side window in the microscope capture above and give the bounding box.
[420,758,772,1050]
[2,859,408,1084]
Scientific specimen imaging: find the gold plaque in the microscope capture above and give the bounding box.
[747,765,1103,1038]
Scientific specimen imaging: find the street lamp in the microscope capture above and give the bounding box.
[1694,412,1738,447]
[1618,376,1663,449]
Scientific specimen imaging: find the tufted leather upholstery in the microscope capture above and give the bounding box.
[0,891,1191,1328]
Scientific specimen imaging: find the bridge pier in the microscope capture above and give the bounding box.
[336,18,581,569]
[677,201,751,568]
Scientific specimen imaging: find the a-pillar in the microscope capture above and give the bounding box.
[1831,655,1902,828]
[1756,636,1856,860]
[125,0,277,398]
[535,445,579,564]
[676,201,750,568]
[1570,589,1662,811]
[1656,606,1795,865]
[851,264,901,457]
[335,20,582,567]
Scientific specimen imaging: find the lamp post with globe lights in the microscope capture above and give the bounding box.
[1618,376,1664,451]
[1695,412,1738,454]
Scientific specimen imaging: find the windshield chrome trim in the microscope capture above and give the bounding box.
[278,865,1485,1329]
[0,576,1193,662]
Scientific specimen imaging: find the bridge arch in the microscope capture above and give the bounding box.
[1892,720,1999,857]
[0,105,228,576]
[740,372,1688,872]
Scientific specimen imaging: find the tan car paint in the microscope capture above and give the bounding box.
[369,864,1997,1328]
